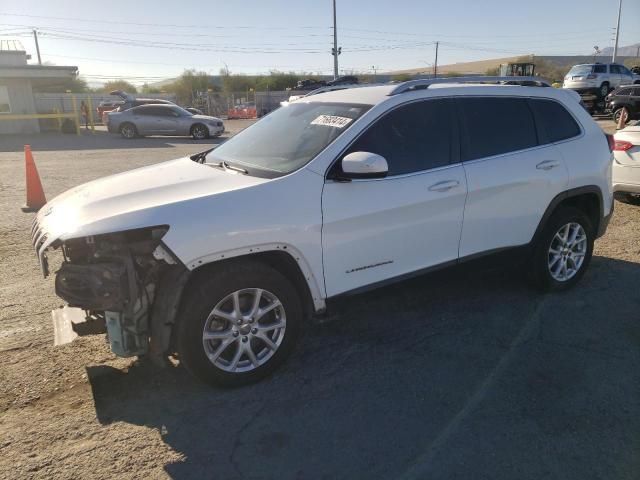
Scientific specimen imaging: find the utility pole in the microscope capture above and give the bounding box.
[612,0,622,62]
[33,29,42,65]
[371,65,378,81]
[434,41,439,78]
[332,0,341,79]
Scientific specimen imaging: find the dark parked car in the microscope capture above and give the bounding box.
[606,86,640,124]
[326,75,359,86]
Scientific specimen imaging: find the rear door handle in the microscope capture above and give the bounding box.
[536,160,561,170]
[428,180,460,192]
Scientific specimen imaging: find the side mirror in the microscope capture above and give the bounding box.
[341,151,388,179]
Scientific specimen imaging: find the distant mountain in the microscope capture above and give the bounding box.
[596,43,640,57]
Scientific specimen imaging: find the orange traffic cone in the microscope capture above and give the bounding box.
[21,145,47,213]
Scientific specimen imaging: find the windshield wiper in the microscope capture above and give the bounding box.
[220,160,248,174]
[190,148,214,164]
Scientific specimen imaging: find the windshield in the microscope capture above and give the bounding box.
[207,102,370,174]
[567,65,593,76]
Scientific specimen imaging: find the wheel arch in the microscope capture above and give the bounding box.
[187,244,325,316]
[532,186,604,247]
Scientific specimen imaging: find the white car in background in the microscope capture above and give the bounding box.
[563,63,636,98]
[613,122,640,204]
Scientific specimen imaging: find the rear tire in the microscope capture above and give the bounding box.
[599,82,610,98]
[616,193,640,206]
[176,261,302,387]
[529,207,594,292]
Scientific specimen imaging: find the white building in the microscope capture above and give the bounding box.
[0,40,77,134]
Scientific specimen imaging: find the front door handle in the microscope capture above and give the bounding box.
[428,180,460,192]
[536,160,561,170]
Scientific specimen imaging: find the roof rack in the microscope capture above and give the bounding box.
[388,76,552,96]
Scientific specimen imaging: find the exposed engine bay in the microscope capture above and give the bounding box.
[50,226,186,360]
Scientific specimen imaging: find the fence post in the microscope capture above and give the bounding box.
[86,96,96,133]
[70,95,80,135]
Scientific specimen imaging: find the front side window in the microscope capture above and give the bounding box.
[457,97,537,161]
[529,99,581,144]
[207,102,370,175]
[0,85,11,113]
[343,99,453,176]
[610,65,621,74]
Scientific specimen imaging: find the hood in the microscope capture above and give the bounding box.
[191,114,222,122]
[34,156,267,246]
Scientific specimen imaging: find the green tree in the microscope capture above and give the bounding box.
[101,80,138,94]
[141,83,162,94]
[165,69,214,104]
[254,71,301,91]
[391,73,414,82]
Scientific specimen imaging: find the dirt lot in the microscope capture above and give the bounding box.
[0,119,638,479]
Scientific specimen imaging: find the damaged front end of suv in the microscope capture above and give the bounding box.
[33,220,189,363]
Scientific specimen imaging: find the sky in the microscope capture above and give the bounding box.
[1,0,639,86]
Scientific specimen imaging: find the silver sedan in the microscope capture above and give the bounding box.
[107,104,224,139]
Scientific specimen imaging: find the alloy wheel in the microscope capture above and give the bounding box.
[121,125,135,138]
[547,222,587,282]
[193,126,207,139]
[202,288,286,373]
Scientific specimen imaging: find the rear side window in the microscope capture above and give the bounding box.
[457,97,537,161]
[529,99,581,144]
[346,99,453,175]
[593,64,607,74]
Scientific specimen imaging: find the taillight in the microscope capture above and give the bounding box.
[606,134,615,152]
[613,140,634,151]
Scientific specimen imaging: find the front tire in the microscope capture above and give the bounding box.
[191,124,209,140]
[529,207,594,292]
[613,107,630,125]
[599,83,610,98]
[176,261,302,387]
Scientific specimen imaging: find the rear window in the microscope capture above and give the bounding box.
[457,97,537,161]
[568,65,594,76]
[529,99,581,143]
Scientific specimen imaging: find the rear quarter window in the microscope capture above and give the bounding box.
[529,99,581,144]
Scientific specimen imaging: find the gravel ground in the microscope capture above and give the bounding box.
[0,119,638,479]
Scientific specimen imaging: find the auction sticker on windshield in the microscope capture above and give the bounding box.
[311,115,353,128]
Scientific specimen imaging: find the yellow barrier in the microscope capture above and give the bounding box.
[0,113,76,120]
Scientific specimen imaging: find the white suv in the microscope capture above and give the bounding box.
[31,78,614,386]
[563,63,636,98]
